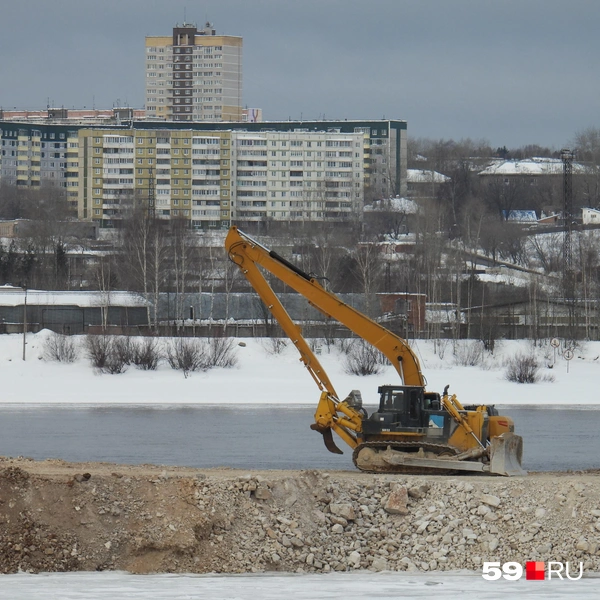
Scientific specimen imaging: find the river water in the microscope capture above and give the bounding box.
[0,405,597,472]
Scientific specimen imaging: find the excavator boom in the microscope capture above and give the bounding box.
[226,227,424,386]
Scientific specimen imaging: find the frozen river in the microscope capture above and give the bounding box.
[0,570,597,600]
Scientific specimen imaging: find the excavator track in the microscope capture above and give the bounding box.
[352,441,462,474]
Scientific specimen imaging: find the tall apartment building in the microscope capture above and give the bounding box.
[145,22,243,122]
[0,119,406,229]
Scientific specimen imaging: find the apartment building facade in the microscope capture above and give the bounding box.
[0,119,406,229]
[78,128,365,228]
[145,22,243,122]
[0,124,80,211]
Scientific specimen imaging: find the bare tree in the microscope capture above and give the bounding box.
[170,217,194,321]
[92,254,118,330]
[119,202,169,329]
[350,241,383,317]
[571,127,600,208]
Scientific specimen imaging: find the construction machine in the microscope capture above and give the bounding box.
[225,226,525,476]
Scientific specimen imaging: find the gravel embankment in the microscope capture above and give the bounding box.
[0,457,598,574]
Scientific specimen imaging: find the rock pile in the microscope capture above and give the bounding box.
[0,458,598,574]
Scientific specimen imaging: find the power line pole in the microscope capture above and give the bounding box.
[561,148,575,338]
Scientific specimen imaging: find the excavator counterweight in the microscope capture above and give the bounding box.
[225,226,526,476]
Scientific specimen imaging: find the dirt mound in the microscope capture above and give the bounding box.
[0,457,598,574]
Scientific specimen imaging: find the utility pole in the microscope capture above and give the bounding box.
[561,148,575,338]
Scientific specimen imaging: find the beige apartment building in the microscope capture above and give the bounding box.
[77,128,365,229]
[145,22,243,122]
[0,119,406,229]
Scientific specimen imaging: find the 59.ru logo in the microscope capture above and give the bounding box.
[482,561,583,581]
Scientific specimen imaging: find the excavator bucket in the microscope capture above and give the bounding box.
[310,423,344,454]
[489,432,526,476]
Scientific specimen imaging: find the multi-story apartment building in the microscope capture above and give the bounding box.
[0,124,80,211]
[78,128,232,227]
[77,128,364,229]
[145,22,243,122]
[231,130,365,225]
[0,119,406,229]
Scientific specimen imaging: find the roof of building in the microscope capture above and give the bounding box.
[503,210,538,222]
[0,286,148,308]
[479,157,587,176]
[364,197,418,213]
[407,169,450,183]
[0,119,407,137]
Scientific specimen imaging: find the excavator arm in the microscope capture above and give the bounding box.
[226,226,366,452]
[226,226,425,386]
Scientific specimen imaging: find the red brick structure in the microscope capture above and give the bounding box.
[377,293,426,333]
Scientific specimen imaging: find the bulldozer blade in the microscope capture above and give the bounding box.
[310,423,343,454]
[489,432,527,476]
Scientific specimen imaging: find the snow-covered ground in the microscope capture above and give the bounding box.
[0,331,598,407]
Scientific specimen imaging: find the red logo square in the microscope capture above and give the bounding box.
[526,561,545,580]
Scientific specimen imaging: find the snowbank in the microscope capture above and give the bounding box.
[0,331,597,407]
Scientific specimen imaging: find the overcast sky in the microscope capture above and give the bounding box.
[0,0,598,149]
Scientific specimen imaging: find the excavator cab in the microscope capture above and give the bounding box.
[365,385,447,431]
[362,385,468,445]
[372,386,425,429]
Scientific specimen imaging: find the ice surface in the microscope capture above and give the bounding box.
[0,571,596,600]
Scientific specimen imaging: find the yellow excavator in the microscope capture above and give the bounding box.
[225,226,525,476]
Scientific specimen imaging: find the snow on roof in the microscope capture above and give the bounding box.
[476,272,529,287]
[503,210,538,222]
[364,197,418,213]
[479,157,588,176]
[0,286,147,307]
[407,169,450,183]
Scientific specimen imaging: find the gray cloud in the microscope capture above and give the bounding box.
[0,0,598,148]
